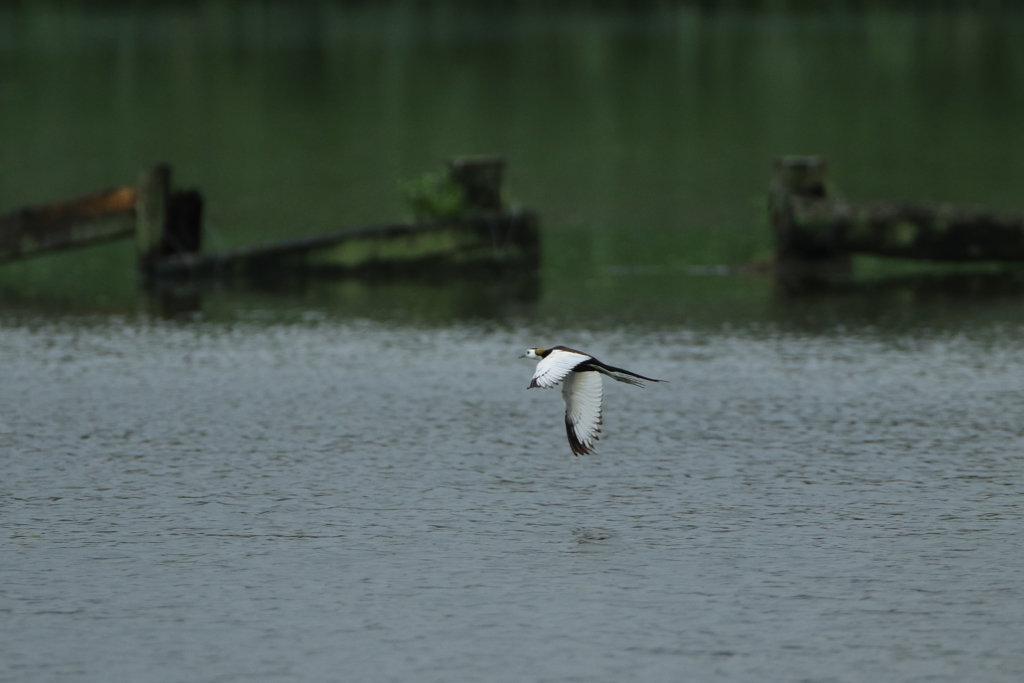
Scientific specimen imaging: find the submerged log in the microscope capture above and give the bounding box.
[152,211,540,279]
[0,185,136,264]
[771,156,1024,263]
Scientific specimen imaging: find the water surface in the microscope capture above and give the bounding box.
[2,317,1023,682]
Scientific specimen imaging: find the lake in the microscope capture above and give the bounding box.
[1,3,1024,682]
[3,318,1024,682]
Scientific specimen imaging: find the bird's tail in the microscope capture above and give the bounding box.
[597,365,663,387]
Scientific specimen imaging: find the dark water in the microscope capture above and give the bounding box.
[3,3,1024,681]
[2,319,1024,682]
[3,3,1024,311]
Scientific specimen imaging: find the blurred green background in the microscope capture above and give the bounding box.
[2,1,1023,326]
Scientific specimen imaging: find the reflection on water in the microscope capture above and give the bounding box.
[775,267,1024,331]
[8,250,1024,335]
[781,268,1024,302]
[146,269,542,323]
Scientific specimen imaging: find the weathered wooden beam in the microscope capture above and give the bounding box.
[789,198,1024,262]
[771,156,1024,263]
[0,186,136,264]
[152,211,539,279]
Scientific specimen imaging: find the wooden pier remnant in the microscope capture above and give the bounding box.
[153,156,539,280]
[0,163,202,272]
[0,185,137,265]
[0,156,537,282]
[152,212,539,280]
[771,156,1024,266]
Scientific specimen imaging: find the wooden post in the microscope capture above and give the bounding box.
[165,190,203,256]
[770,156,852,281]
[448,156,505,212]
[770,156,831,260]
[772,156,828,199]
[136,164,170,274]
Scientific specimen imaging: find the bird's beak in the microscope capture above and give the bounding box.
[518,353,528,359]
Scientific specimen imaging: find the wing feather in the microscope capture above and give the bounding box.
[561,371,603,455]
[529,349,591,389]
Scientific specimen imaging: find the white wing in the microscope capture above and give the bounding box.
[530,349,591,389]
[561,371,603,455]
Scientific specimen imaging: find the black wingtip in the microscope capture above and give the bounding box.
[565,417,598,456]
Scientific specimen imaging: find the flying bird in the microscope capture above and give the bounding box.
[521,346,663,455]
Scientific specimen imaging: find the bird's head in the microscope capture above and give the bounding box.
[520,348,546,360]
